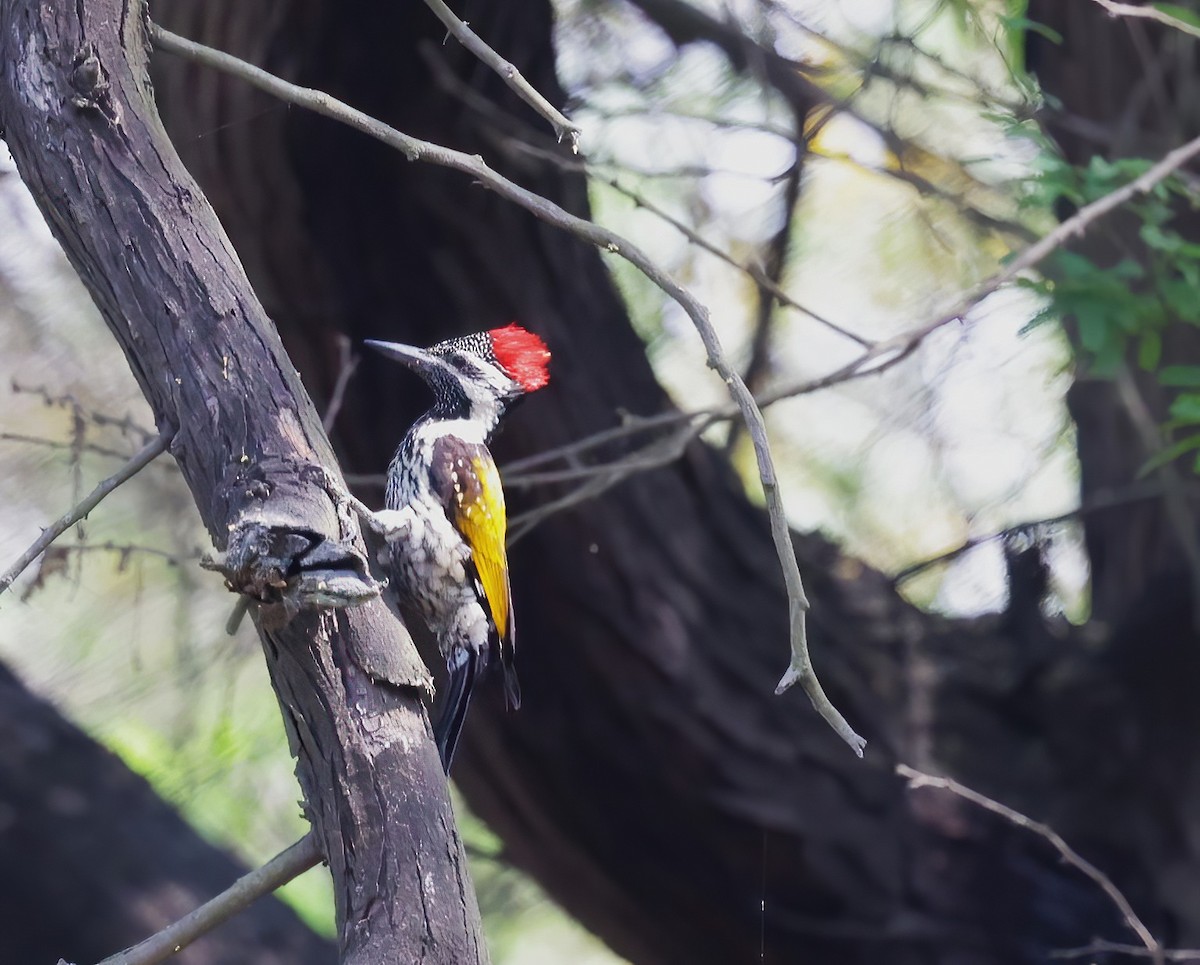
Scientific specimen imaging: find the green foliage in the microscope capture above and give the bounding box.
[1023,149,1200,475]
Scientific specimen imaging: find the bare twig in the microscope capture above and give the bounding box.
[1051,939,1200,962]
[891,480,1187,584]
[12,381,156,442]
[586,164,871,348]
[38,540,194,567]
[727,133,806,457]
[147,23,863,753]
[20,542,196,602]
[503,409,705,475]
[421,0,581,149]
[492,131,871,347]
[94,833,322,965]
[508,420,706,544]
[0,430,140,462]
[897,764,1165,965]
[322,334,359,434]
[581,105,1031,240]
[1087,0,1200,41]
[0,426,173,598]
[743,147,805,389]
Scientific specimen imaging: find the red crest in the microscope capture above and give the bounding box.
[489,323,551,392]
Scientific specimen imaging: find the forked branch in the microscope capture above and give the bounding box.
[898,764,1167,965]
[422,0,581,148]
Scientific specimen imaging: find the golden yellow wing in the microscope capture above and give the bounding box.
[430,437,512,644]
[454,452,511,641]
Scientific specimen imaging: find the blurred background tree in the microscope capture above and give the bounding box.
[2,0,1199,962]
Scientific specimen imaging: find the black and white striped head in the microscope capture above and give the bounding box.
[366,323,551,425]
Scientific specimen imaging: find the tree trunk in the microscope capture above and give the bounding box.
[0,2,485,962]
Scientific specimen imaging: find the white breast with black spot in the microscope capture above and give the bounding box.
[380,478,491,661]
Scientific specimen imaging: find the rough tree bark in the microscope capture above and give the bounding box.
[0,2,485,963]
[140,1,1200,963]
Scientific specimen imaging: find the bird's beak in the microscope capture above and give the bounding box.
[364,339,444,378]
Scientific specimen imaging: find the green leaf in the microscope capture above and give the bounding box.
[1053,249,1101,279]
[1159,366,1200,387]
[1169,392,1200,424]
[1164,281,1200,323]
[1141,224,1182,252]
[1139,432,1200,477]
[1092,338,1125,376]
[1138,331,1163,371]
[1075,301,1117,353]
[1001,15,1064,45]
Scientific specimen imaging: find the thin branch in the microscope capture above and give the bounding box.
[94,833,322,965]
[513,128,1200,462]
[147,22,863,752]
[503,409,704,475]
[897,764,1164,965]
[727,131,806,456]
[0,426,174,599]
[1051,939,1200,962]
[421,0,581,148]
[322,334,359,434]
[342,471,389,489]
[12,380,157,443]
[1087,0,1200,41]
[583,104,1031,240]
[39,540,194,567]
[508,420,707,544]
[743,145,805,390]
[891,480,1187,584]
[0,430,140,462]
[581,159,872,348]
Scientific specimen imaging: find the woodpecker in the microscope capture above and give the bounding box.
[365,324,551,772]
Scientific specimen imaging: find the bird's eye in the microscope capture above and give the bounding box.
[448,354,472,373]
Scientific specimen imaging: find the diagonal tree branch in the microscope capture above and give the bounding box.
[95,834,322,965]
[422,0,581,147]
[898,764,1165,965]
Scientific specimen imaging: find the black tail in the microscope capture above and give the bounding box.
[501,651,521,711]
[433,650,477,774]
[501,604,521,711]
